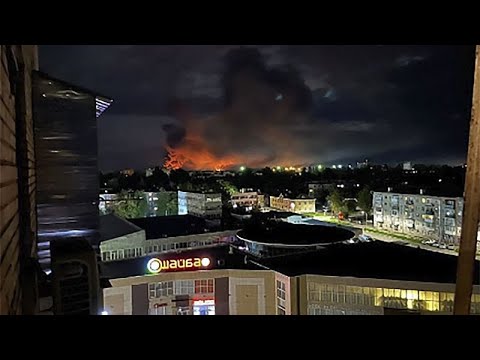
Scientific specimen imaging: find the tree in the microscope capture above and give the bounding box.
[357,186,372,215]
[112,190,148,219]
[327,189,344,215]
[218,180,238,197]
[154,191,178,216]
[170,169,190,186]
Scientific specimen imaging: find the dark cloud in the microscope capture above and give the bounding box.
[40,45,476,171]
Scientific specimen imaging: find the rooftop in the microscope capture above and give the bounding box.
[34,71,113,118]
[238,220,354,246]
[129,215,207,239]
[101,241,479,286]
[99,214,143,242]
[261,241,480,284]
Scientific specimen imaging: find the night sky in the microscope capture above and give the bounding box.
[40,45,476,172]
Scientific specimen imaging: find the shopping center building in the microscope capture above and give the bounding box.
[102,247,291,315]
[102,241,480,315]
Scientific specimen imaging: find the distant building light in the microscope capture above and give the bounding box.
[154,207,158,211]
[438,179,442,183]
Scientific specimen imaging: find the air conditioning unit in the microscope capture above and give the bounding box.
[50,240,102,315]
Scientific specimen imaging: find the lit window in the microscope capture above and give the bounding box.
[277,280,287,314]
[150,281,174,298]
[194,279,214,293]
[175,280,194,295]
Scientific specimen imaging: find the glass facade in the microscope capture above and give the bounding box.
[308,282,480,314]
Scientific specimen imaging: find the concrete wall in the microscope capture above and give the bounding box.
[0,45,38,315]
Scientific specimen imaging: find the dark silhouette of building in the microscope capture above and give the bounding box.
[32,71,112,314]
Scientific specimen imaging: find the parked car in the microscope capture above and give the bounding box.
[447,244,455,250]
[431,242,440,248]
[439,243,447,249]
[359,234,373,242]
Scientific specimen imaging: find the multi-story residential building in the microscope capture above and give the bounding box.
[230,191,260,209]
[373,191,464,244]
[1,45,38,315]
[308,182,335,197]
[178,191,222,219]
[99,191,178,217]
[269,194,316,214]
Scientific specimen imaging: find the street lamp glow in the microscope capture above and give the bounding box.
[338,165,343,169]
[239,166,246,171]
[317,165,322,170]
[101,310,108,315]
[332,165,337,169]
[276,166,281,171]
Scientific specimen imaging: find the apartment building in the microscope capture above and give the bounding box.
[230,191,260,209]
[373,191,463,244]
[178,191,222,219]
[269,194,316,214]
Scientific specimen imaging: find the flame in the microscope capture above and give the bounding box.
[164,133,240,171]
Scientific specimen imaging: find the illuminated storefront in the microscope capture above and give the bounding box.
[193,299,215,315]
[294,275,480,315]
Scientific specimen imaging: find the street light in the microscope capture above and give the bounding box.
[240,166,246,172]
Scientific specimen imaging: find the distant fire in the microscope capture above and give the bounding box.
[164,132,240,171]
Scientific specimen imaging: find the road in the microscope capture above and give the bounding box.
[310,215,480,260]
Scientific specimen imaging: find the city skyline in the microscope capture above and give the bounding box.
[40,45,476,171]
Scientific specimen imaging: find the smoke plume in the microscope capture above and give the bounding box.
[163,47,314,170]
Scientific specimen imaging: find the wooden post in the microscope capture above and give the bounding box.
[454,45,480,315]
